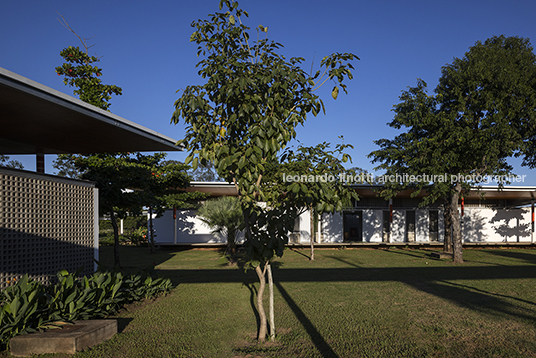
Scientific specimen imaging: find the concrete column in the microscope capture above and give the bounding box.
[36,153,45,173]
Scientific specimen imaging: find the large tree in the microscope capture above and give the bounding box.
[172,0,357,341]
[369,35,536,263]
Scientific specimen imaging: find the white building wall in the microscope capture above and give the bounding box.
[438,209,445,242]
[363,209,382,242]
[462,207,531,243]
[322,212,343,242]
[390,210,405,242]
[151,206,533,245]
[151,209,228,244]
[298,210,312,243]
[416,209,428,242]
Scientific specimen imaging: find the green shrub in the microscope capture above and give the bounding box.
[99,216,148,247]
[0,268,172,349]
[0,275,52,347]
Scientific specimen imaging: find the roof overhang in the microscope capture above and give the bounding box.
[352,185,536,207]
[0,67,181,154]
[187,182,238,197]
[185,182,536,207]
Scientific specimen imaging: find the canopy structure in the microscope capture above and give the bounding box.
[0,67,181,155]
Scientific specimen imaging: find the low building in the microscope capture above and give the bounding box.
[151,182,536,246]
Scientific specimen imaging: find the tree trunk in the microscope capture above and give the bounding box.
[267,261,275,341]
[110,211,121,268]
[443,194,453,253]
[310,206,315,261]
[255,264,267,342]
[227,229,237,265]
[149,206,155,254]
[451,184,463,263]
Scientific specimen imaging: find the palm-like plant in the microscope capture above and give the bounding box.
[197,196,244,264]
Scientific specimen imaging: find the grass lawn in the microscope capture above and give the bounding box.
[8,246,536,357]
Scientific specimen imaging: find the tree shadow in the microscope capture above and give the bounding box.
[243,282,260,334]
[489,208,531,242]
[288,247,311,260]
[325,255,362,268]
[484,249,536,265]
[275,281,339,358]
[383,248,434,260]
[415,280,536,325]
[159,252,536,355]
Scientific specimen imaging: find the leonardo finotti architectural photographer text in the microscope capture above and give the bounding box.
[282,172,527,184]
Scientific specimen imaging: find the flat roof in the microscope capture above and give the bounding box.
[186,182,536,206]
[0,67,181,154]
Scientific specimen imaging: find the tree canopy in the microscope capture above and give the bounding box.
[172,0,358,341]
[369,35,536,263]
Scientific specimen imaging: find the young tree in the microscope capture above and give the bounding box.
[172,0,357,341]
[134,153,207,254]
[369,36,536,263]
[197,196,244,264]
[274,140,359,260]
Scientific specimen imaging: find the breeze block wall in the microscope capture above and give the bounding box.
[0,168,98,289]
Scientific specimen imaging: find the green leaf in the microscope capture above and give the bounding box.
[332,86,339,100]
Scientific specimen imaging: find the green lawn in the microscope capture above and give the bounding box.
[14,246,536,357]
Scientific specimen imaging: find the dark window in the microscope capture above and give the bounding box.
[406,210,415,242]
[343,211,362,242]
[429,210,439,241]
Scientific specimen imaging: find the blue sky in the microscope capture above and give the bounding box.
[2,0,536,185]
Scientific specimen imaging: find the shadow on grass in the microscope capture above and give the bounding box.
[166,264,536,326]
[325,255,362,268]
[484,249,536,265]
[288,247,311,260]
[383,248,436,260]
[116,317,134,333]
[276,281,339,358]
[426,280,536,324]
[243,283,261,335]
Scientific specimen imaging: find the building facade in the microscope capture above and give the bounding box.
[152,183,536,246]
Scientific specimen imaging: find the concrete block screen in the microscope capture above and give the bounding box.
[0,168,98,289]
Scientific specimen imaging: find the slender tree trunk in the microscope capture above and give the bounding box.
[227,229,237,265]
[443,194,452,253]
[149,206,155,254]
[267,261,275,342]
[241,203,268,342]
[310,206,315,261]
[110,211,121,268]
[255,264,267,342]
[451,184,463,263]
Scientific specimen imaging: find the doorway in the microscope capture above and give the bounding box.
[343,211,362,242]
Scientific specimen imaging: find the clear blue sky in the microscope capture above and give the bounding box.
[2,0,536,185]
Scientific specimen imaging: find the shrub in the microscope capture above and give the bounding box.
[0,268,172,349]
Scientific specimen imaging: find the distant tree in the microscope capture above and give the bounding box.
[0,155,23,170]
[135,153,208,254]
[55,14,121,110]
[52,154,83,179]
[188,161,221,182]
[197,196,244,264]
[369,36,536,263]
[55,18,127,266]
